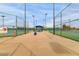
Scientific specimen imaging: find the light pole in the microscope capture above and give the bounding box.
[45,13,47,28]
[43,19,45,27]
[35,19,37,26]
[2,16,5,27]
[32,15,35,31]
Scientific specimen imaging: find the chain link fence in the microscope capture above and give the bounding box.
[0,13,25,37]
[54,3,79,41]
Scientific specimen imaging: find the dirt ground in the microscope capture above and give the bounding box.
[0,31,79,56]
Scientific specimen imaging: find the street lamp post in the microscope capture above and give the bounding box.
[32,15,35,31]
[35,19,37,26]
[45,13,47,28]
[2,16,5,27]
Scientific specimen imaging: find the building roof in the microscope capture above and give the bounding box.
[35,25,43,28]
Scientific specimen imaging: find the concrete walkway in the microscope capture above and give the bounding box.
[0,31,79,56]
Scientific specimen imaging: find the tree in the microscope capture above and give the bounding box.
[63,24,71,30]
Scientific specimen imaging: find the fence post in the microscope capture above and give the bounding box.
[53,3,55,34]
[16,16,17,36]
[60,12,62,35]
[24,3,26,34]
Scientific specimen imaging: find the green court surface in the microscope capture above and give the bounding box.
[0,29,25,37]
[0,28,34,37]
[48,29,79,42]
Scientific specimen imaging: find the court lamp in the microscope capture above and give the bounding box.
[32,15,35,27]
[1,15,5,27]
[32,15,36,31]
[45,13,48,28]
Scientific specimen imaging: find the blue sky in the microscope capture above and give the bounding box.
[0,3,79,28]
